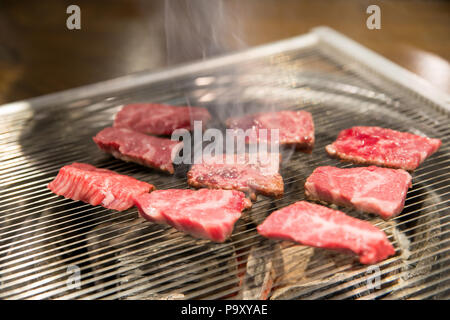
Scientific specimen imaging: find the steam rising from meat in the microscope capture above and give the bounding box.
[163,1,253,126]
[139,1,299,167]
[163,0,246,65]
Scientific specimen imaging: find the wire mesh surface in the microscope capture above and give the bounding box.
[0,41,449,300]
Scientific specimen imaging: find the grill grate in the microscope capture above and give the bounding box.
[0,30,449,300]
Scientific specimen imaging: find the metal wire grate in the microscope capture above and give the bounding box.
[0,34,448,300]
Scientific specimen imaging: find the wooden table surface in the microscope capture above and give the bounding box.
[0,0,448,105]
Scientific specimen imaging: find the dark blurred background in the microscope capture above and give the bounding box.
[0,0,448,104]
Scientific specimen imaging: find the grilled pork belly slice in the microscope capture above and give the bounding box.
[48,163,154,211]
[93,127,183,174]
[135,189,251,243]
[187,152,283,200]
[114,103,211,136]
[326,126,442,171]
[257,201,395,264]
[226,110,314,152]
[305,166,412,219]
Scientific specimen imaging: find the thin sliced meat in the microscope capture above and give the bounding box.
[114,103,211,135]
[48,163,154,211]
[257,201,395,264]
[135,189,252,242]
[187,152,283,200]
[226,110,314,152]
[93,127,183,174]
[326,126,442,171]
[305,166,412,219]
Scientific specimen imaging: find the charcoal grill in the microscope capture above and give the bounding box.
[0,27,448,300]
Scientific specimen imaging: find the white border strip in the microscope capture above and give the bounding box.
[312,26,449,110]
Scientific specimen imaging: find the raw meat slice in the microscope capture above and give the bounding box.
[257,201,395,264]
[134,189,252,242]
[48,163,154,211]
[187,152,283,200]
[325,126,442,171]
[226,110,314,151]
[93,127,183,174]
[305,166,412,219]
[114,103,211,135]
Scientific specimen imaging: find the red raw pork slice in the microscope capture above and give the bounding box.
[226,110,314,151]
[114,103,211,135]
[305,166,412,219]
[93,127,183,174]
[48,163,154,211]
[135,189,252,242]
[326,126,441,171]
[257,201,395,264]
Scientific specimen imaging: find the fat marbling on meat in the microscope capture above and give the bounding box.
[226,110,314,152]
[326,126,442,171]
[257,201,395,264]
[134,189,252,243]
[114,103,211,136]
[48,163,154,211]
[187,152,283,200]
[93,127,183,174]
[305,166,412,219]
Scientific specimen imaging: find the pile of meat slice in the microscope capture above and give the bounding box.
[94,103,211,175]
[48,163,250,243]
[47,100,443,267]
[253,125,439,264]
